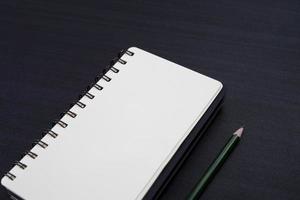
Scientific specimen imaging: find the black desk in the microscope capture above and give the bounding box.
[0,1,299,199]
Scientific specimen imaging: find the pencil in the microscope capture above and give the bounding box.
[187,127,244,200]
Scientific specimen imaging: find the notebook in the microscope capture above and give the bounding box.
[1,47,224,200]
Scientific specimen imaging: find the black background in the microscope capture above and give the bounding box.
[0,0,299,199]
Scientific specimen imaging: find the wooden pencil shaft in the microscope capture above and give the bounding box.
[187,135,240,200]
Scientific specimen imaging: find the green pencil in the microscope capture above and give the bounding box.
[187,127,244,200]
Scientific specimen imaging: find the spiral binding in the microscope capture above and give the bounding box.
[4,49,134,181]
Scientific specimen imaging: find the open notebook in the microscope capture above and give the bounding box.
[1,47,223,200]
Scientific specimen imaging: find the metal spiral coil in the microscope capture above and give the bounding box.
[15,161,27,170]
[4,49,134,181]
[5,172,16,181]
[26,151,38,159]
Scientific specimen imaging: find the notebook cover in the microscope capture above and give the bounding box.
[1,47,224,200]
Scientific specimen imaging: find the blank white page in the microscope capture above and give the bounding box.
[1,47,222,200]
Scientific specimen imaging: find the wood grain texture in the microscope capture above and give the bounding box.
[0,0,299,199]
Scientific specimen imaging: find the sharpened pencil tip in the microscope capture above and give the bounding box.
[233,127,244,137]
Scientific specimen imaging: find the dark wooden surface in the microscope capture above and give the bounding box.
[0,0,299,199]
